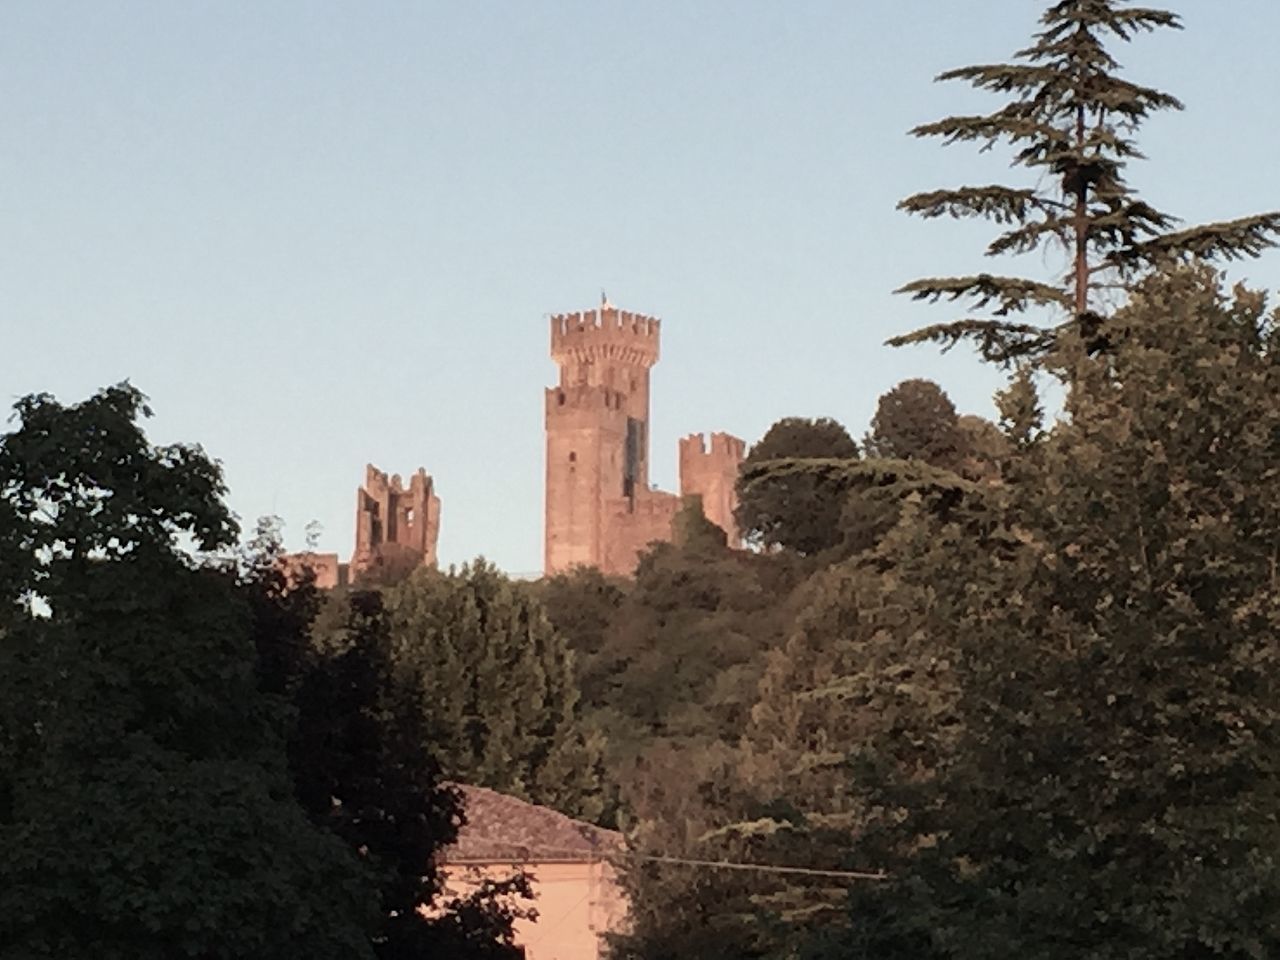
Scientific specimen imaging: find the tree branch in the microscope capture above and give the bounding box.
[886,318,1057,366]
[895,275,1073,315]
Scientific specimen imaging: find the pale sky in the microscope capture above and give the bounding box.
[4,1,1278,573]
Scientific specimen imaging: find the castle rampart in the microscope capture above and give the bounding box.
[603,489,681,575]
[550,308,660,357]
[280,551,343,590]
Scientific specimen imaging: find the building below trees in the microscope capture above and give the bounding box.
[440,784,628,960]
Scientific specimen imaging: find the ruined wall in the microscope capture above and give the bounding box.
[679,432,746,547]
[349,464,441,582]
[281,464,439,589]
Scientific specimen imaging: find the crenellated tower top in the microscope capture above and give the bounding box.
[679,431,747,464]
[550,302,661,373]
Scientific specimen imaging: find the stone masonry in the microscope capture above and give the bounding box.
[283,463,440,588]
[544,298,743,576]
[679,432,746,549]
[350,464,441,580]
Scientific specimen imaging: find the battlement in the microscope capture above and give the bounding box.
[543,296,741,574]
[679,431,747,464]
[550,304,661,368]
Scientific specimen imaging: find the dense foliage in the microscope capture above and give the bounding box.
[825,267,1280,960]
[733,417,861,557]
[864,377,966,469]
[381,560,607,823]
[0,386,522,959]
[610,266,1280,960]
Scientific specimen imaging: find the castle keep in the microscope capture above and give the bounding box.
[544,299,744,576]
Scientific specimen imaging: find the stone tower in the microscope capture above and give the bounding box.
[544,298,746,577]
[679,432,746,547]
[544,300,661,574]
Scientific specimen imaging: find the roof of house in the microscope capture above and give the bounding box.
[443,783,623,864]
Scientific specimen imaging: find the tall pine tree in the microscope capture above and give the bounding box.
[892,1,1280,364]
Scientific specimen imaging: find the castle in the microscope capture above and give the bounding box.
[286,297,742,584]
[543,298,743,576]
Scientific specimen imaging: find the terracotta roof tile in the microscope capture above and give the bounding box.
[443,784,623,864]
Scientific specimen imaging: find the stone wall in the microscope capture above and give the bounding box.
[602,489,681,575]
[544,301,662,576]
[679,432,746,547]
[279,551,344,590]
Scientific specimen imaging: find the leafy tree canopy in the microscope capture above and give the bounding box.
[864,378,967,469]
[0,382,236,620]
[0,387,378,959]
[382,559,607,823]
[734,417,860,555]
[825,266,1280,960]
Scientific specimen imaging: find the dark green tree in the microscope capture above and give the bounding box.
[535,566,630,713]
[383,559,607,823]
[607,739,774,960]
[864,378,967,469]
[605,540,800,749]
[673,494,730,551]
[242,538,529,960]
[734,417,860,555]
[0,385,377,959]
[891,1,1280,364]
[0,383,235,620]
[954,413,1010,481]
[821,267,1280,960]
[738,456,981,562]
[744,417,860,462]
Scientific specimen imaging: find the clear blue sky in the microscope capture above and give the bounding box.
[4,1,1278,573]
